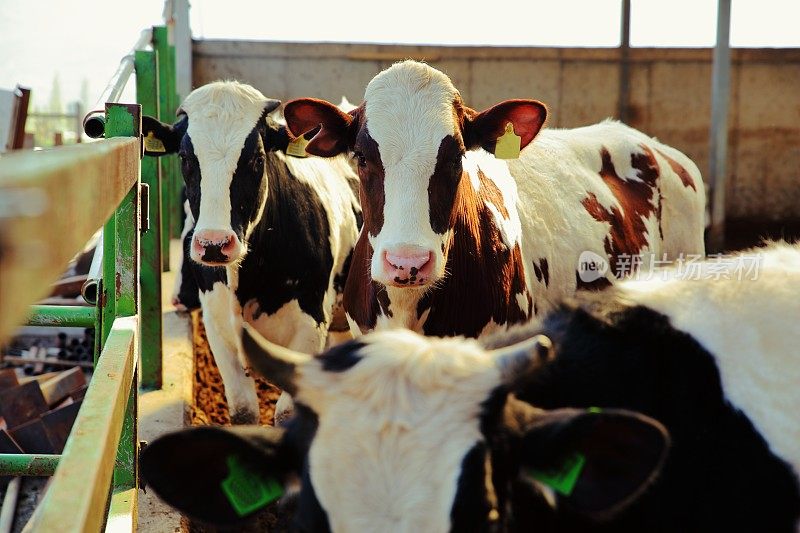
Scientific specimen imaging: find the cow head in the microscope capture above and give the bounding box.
[141,326,669,531]
[142,81,284,266]
[283,61,546,288]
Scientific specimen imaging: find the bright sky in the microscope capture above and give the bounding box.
[0,0,797,108]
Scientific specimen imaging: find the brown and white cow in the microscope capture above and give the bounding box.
[284,61,705,338]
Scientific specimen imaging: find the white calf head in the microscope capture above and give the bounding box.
[141,326,669,532]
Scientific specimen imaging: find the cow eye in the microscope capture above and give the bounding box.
[254,154,265,168]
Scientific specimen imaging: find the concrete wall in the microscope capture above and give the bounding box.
[193,40,800,223]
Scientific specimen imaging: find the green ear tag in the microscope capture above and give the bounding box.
[221,455,284,517]
[528,452,586,497]
[144,131,166,153]
[286,135,309,158]
[494,122,521,160]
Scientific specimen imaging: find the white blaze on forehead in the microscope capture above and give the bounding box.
[364,61,460,247]
[181,81,271,232]
[299,330,502,533]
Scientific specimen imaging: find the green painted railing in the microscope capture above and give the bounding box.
[0,23,182,531]
[0,454,60,477]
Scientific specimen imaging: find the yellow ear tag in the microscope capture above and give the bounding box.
[494,122,521,160]
[144,131,166,153]
[286,135,309,158]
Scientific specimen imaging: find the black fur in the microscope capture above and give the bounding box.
[319,339,365,372]
[508,293,800,532]
[450,442,498,532]
[234,125,334,324]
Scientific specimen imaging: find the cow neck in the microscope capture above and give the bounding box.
[415,170,531,337]
[235,150,334,325]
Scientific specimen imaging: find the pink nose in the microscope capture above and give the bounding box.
[192,229,237,263]
[382,246,433,287]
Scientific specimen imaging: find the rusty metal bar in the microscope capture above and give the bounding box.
[0,454,60,476]
[11,87,30,150]
[1,356,94,369]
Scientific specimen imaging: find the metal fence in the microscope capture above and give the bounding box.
[0,22,184,531]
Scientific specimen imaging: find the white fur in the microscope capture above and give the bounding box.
[243,298,327,355]
[619,242,800,477]
[510,120,705,317]
[296,331,502,533]
[359,61,705,335]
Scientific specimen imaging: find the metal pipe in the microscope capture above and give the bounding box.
[1,356,94,369]
[0,454,60,477]
[0,477,21,533]
[82,233,103,305]
[618,0,631,123]
[708,0,732,252]
[83,28,153,138]
[25,305,96,328]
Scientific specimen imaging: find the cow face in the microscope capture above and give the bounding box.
[284,61,546,289]
[141,326,669,531]
[142,81,282,266]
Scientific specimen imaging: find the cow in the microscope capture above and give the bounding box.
[281,60,706,339]
[142,81,362,424]
[169,96,359,313]
[140,242,800,532]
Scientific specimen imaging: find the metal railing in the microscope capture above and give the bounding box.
[0,22,183,531]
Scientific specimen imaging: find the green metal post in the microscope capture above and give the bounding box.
[168,41,183,240]
[26,305,96,328]
[136,49,163,390]
[101,211,117,348]
[0,454,60,476]
[103,102,141,493]
[153,25,180,267]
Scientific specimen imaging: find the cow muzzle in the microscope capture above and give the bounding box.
[378,244,436,287]
[191,229,241,265]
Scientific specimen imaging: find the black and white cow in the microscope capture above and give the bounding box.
[140,242,799,531]
[143,81,361,424]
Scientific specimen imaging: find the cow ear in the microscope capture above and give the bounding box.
[283,98,354,157]
[140,425,294,526]
[519,408,669,521]
[142,114,186,156]
[463,100,546,154]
